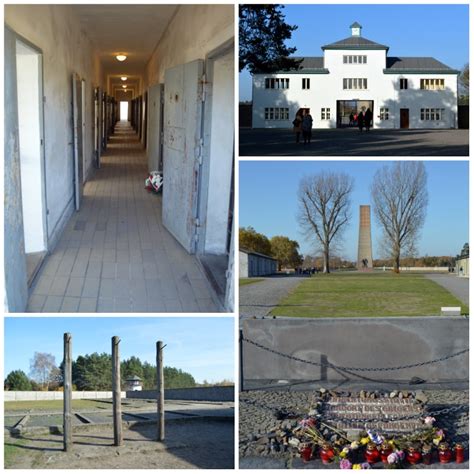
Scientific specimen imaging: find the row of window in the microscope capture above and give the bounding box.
[263,107,445,121]
[264,77,446,91]
[343,55,367,64]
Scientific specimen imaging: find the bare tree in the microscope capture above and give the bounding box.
[371,162,428,272]
[30,352,58,390]
[298,172,354,273]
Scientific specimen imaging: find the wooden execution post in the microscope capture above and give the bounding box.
[112,336,123,446]
[156,340,165,441]
[63,333,73,452]
[239,330,244,392]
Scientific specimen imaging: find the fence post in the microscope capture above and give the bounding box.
[156,341,164,441]
[112,336,123,446]
[239,330,244,392]
[63,333,72,452]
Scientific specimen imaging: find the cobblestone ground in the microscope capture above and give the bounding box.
[239,389,469,469]
[240,276,306,320]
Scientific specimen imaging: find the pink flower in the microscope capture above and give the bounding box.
[424,416,436,426]
[395,450,405,461]
[299,417,316,428]
[387,453,398,464]
[340,459,352,469]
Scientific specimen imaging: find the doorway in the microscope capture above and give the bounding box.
[337,100,374,127]
[400,108,410,129]
[16,38,47,284]
[120,101,129,121]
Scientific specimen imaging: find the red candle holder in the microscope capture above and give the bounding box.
[422,445,432,465]
[319,443,335,464]
[406,445,422,465]
[379,442,393,464]
[455,444,464,464]
[438,442,452,464]
[364,442,381,464]
[299,443,313,463]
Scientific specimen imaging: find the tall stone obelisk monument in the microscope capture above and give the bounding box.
[357,205,373,270]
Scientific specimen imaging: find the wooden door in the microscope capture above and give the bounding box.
[400,108,409,129]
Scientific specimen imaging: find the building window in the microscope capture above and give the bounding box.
[420,78,445,90]
[379,107,389,120]
[302,78,310,90]
[264,77,290,89]
[321,108,330,120]
[264,107,289,120]
[399,78,408,90]
[343,55,367,64]
[343,78,368,90]
[420,108,445,121]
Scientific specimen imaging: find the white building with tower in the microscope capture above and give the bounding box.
[251,22,459,129]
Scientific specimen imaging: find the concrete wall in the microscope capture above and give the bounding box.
[374,267,450,272]
[455,257,469,277]
[5,5,99,248]
[239,251,277,277]
[242,317,469,382]
[5,391,125,402]
[126,386,234,402]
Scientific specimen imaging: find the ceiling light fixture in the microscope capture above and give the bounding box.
[122,85,127,89]
[116,54,127,62]
[121,76,127,81]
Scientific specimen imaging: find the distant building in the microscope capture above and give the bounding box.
[239,249,277,277]
[455,243,469,277]
[125,375,143,391]
[252,22,459,129]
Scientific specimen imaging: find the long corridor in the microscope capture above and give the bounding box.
[28,122,218,313]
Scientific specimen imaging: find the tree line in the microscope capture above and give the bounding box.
[4,352,198,391]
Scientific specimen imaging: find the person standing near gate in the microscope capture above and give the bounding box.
[302,110,313,145]
[292,111,303,144]
[357,110,365,132]
[365,108,373,132]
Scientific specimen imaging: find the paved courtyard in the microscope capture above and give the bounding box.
[424,274,469,306]
[239,128,469,156]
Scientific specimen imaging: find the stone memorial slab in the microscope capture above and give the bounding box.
[321,396,425,433]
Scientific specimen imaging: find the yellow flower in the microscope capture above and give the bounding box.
[351,441,360,450]
[360,437,370,445]
[352,464,362,469]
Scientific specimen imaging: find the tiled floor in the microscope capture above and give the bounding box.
[27,122,219,313]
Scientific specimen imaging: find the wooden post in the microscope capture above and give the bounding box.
[156,341,164,441]
[63,333,72,452]
[112,336,123,446]
[239,330,244,392]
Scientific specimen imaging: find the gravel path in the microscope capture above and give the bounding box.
[239,389,468,469]
[240,276,306,320]
[424,274,469,306]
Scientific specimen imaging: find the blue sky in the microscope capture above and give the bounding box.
[4,317,234,384]
[239,161,469,260]
[240,4,469,100]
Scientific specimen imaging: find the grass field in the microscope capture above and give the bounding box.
[271,272,469,317]
[5,398,112,413]
[239,278,264,287]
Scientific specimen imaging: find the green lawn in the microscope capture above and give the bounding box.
[239,278,264,287]
[4,398,111,413]
[271,272,469,317]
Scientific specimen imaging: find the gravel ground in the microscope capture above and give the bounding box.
[239,389,468,469]
[240,276,306,320]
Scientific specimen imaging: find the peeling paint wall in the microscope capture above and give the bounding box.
[145,5,234,88]
[5,5,99,247]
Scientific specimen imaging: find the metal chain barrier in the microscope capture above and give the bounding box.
[242,336,468,372]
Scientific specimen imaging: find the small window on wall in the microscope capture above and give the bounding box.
[379,107,389,120]
[400,78,408,90]
[264,107,289,120]
[265,78,290,89]
[321,108,330,120]
[302,78,310,89]
[420,78,445,90]
[420,108,445,120]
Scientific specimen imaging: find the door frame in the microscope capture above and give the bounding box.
[400,108,410,129]
[15,32,49,251]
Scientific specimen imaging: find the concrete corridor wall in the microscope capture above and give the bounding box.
[242,317,469,382]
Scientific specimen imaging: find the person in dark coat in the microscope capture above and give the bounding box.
[357,110,365,132]
[365,108,373,131]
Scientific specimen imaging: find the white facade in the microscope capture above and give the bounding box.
[239,250,277,278]
[252,24,458,130]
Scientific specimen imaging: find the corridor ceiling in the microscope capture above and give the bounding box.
[71,5,178,75]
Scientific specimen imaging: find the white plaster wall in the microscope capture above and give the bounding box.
[252,49,458,129]
[5,5,99,245]
[16,48,45,253]
[205,49,234,254]
[145,5,234,88]
[239,252,249,278]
